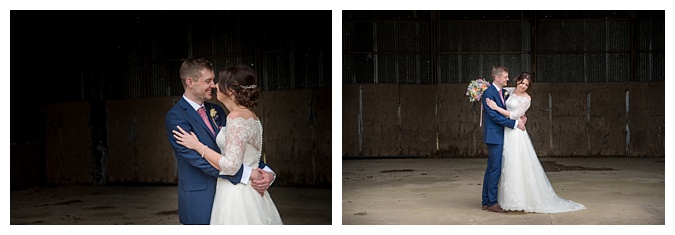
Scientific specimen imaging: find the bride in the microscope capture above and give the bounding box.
[173,65,283,224]
[485,72,585,214]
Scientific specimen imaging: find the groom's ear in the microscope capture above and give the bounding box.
[185,77,194,88]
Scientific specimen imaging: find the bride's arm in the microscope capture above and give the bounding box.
[172,125,259,179]
[485,98,510,118]
[172,126,261,182]
[216,121,246,176]
[172,126,222,170]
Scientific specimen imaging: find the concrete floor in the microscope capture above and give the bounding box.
[342,157,665,226]
[10,185,331,225]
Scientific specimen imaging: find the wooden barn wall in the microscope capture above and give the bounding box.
[40,89,331,186]
[342,82,664,158]
[44,102,92,184]
[106,97,177,183]
[261,88,332,186]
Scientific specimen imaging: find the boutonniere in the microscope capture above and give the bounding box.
[209,107,217,119]
[504,90,509,98]
[209,107,219,124]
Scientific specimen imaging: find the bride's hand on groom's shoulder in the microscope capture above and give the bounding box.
[173,126,202,150]
[485,98,498,110]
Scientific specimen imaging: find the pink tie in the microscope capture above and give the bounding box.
[499,89,505,105]
[198,106,215,136]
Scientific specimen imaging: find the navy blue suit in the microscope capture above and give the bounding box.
[165,97,268,224]
[481,85,516,207]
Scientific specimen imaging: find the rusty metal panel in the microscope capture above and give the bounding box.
[627,83,665,156]
[437,84,486,157]
[311,88,332,184]
[44,102,92,184]
[399,85,437,156]
[261,89,331,185]
[583,83,629,156]
[106,97,177,183]
[350,82,663,158]
[359,84,400,156]
[342,84,360,156]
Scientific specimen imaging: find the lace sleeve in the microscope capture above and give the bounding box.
[218,120,247,175]
[509,97,531,120]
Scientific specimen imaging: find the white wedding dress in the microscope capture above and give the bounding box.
[497,88,586,213]
[210,117,283,224]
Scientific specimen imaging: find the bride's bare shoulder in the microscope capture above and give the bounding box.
[227,109,258,120]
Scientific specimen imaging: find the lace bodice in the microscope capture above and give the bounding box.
[504,88,531,120]
[215,117,263,175]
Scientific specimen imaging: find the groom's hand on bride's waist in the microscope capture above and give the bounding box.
[251,169,273,196]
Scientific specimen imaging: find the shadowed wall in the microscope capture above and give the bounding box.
[342,82,664,158]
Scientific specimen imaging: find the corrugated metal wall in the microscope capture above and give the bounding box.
[47,11,331,102]
[343,10,664,84]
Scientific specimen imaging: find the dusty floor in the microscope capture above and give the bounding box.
[10,185,331,225]
[342,157,665,226]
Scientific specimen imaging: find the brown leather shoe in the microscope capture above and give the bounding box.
[482,206,488,210]
[486,204,507,213]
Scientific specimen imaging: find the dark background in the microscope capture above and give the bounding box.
[10,10,332,189]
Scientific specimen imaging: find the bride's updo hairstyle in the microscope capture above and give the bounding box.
[515,72,533,90]
[217,65,260,109]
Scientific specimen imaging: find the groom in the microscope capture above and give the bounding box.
[165,57,276,224]
[480,66,525,213]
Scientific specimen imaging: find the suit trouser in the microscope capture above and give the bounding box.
[482,143,503,207]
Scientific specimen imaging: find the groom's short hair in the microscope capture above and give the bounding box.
[179,57,214,88]
[491,66,508,79]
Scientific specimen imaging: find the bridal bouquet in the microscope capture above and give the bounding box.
[465,78,491,102]
[465,78,490,126]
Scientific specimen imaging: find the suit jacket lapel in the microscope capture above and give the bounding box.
[203,103,220,136]
[179,98,217,141]
[494,85,505,108]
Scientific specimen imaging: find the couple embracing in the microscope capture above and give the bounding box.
[480,66,586,214]
[165,57,283,224]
